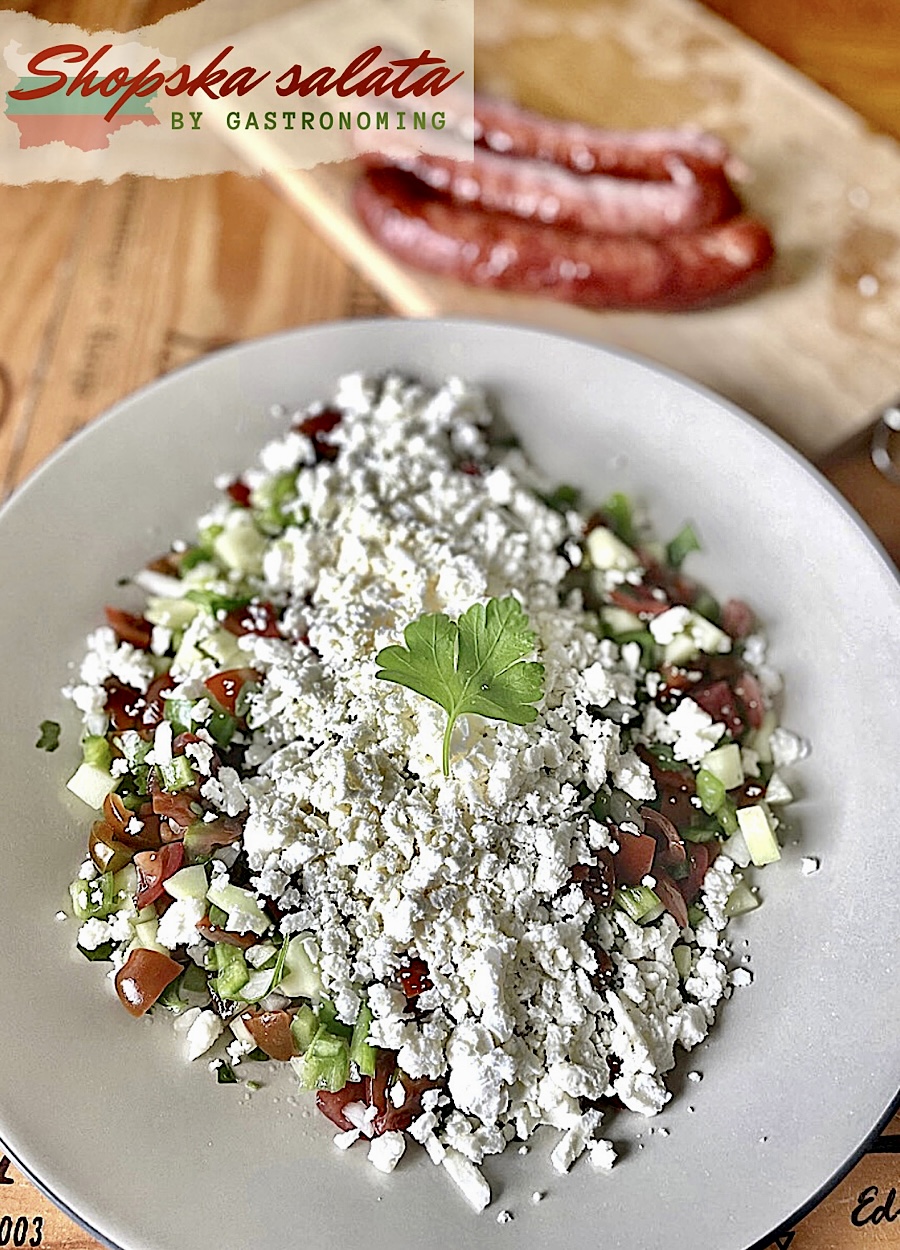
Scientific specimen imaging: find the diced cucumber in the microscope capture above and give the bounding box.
[601,606,643,635]
[317,998,354,1040]
[724,880,761,917]
[164,697,195,736]
[294,1026,350,1093]
[113,863,138,899]
[721,827,752,868]
[164,865,209,902]
[214,943,249,998]
[689,613,732,656]
[701,743,744,791]
[277,933,322,1000]
[206,881,270,936]
[749,710,778,763]
[229,1013,257,1050]
[586,527,640,572]
[157,754,196,793]
[145,597,199,630]
[213,511,267,576]
[81,735,112,771]
[673,944,693,979]
[615,885,664,925]
[663,634,699,666]
[736,803,781,866]
[67,762,118,810]
[349,1002,377,1078]
[132,916,170,955]
[696,768,726,816]
[70,871,118,921]
[290,1004,318,1054]
[198,628,246,670]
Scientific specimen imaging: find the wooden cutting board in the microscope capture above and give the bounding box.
[213,0,900,459]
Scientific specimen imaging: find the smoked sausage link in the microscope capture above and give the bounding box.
[472,95,732,181]
[361,146,739,240]
[354,167,775,313]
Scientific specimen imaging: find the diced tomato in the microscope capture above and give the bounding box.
[225,479,252,508]
[104,679,144,731]
[196,919,257,949]
[114,948,183,1017]
[315,1080,368,1131]
[147,552,181,577]
[585,937,616,991]
[677,841,716,904]
[637,745,698,827]
[221,602,281,639]
[692,679,745,737]
[612,830,657,887]
[721,598,755,639]
[88,821,133,875]
[608,585,671,617]
[149,772,200,829]
[397,957,432,1001]
[295,408,342,462]
[134,842,185,910]
[641,807,686,870]
[653,871,689,929]
[571,851,616,909]
[376,1073,444,1135]
[242,1009,296,1062]
[104,607,154,650]
[733,670,765,730]
[139,673,177,735]
[366,1048,398,1124]
[183,816,243,863]
[204,667,260,716]
[102,793,162,850]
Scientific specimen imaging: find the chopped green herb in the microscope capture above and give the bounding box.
[602,492,637,547]
[185,589,251,615]
[645,742,680,771]
[541,483,580,514]
[216,1062,238,1084]
[36,720,61,752]
[78,941,114,962]
[376,596,545,776]
[666,523,701,569]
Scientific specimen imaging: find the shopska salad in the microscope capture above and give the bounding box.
[54,373,808,1211]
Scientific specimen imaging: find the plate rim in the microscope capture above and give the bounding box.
[1,315,897,1250]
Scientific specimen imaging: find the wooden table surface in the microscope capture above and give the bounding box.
[0,2,897,1248]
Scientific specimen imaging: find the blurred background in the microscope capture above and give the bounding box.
[0,0,898,564]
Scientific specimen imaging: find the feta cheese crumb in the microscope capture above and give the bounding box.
[800,856,820,875]
[368,1131,406,1173]
[442,1149,491,1211]
[185,1010,224,1061]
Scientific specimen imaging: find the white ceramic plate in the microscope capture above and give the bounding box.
[1,320,897,1250]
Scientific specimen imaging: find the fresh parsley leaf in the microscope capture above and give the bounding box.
[36,720,61,752]
[375,596,545,776]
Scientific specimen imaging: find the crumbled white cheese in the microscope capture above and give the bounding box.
[368,1131,406,1173]
[185,1009,224,1061]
